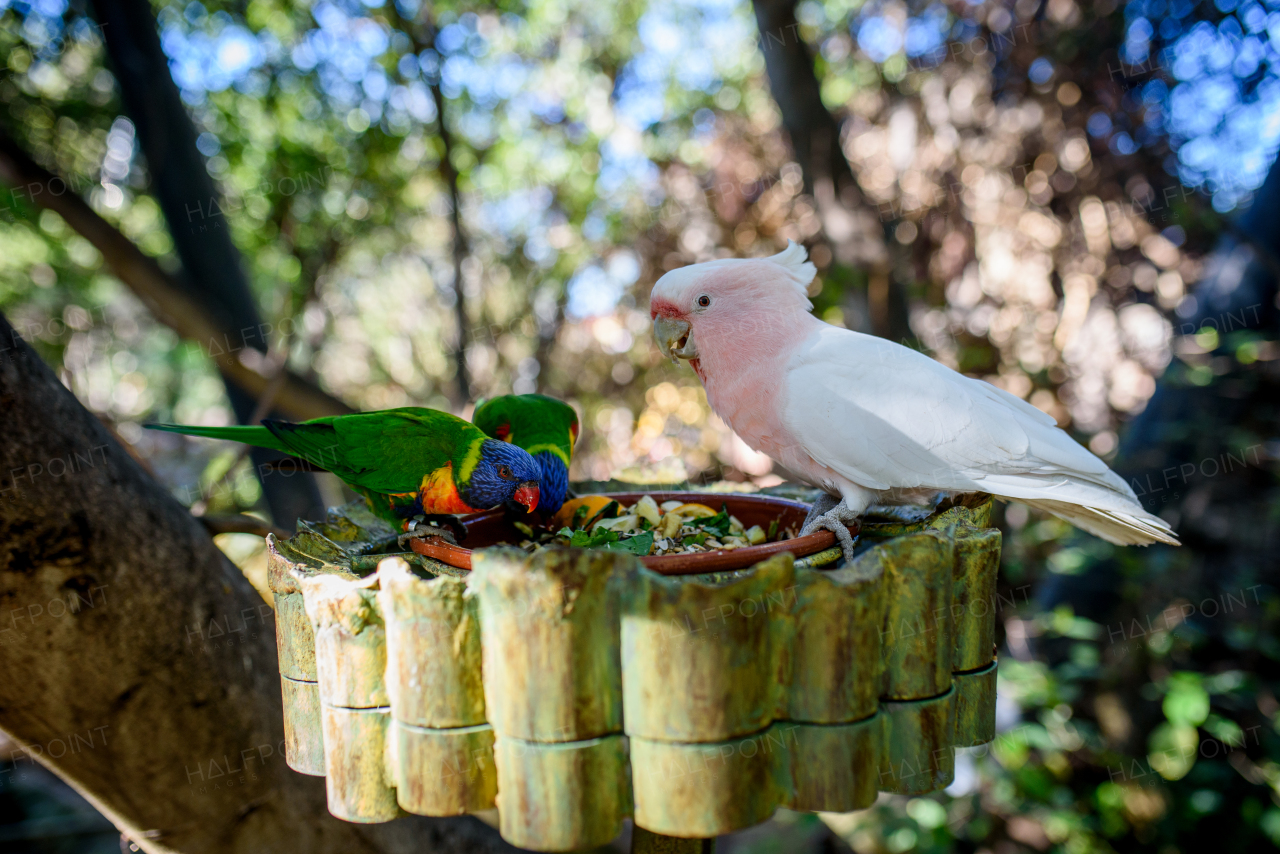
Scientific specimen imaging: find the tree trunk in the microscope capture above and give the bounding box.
[90,0,324,527]
[0,311,511,853]
[750,0,905,340]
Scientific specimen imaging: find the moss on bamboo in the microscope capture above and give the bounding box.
[953,658,998,747]
[494,733,630,851]
[877,531,956,700]
[622,554,795,743]
[377,557,484,728]
[470,547,627,742]
[788,557,886,723]
[785,715,880,812]
[879,687,957,795]
[390,720,497,816]
[321,705,398,822]
[630,724,791,838]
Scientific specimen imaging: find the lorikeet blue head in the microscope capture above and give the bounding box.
[532,450,569,514]
[471,393,578,514]
[464,439,542,513]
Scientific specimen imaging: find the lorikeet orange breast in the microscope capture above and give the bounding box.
[147,407,541,528]
[472,394,578,513]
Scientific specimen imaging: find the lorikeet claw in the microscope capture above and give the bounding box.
[398,524,458,548]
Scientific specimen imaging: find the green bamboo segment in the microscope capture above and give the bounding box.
[785,715,880,813]
[270,491,1007,842]
[949,528,1002,671]
[877,531,956,700]
[321,705,399,823]
[630,724,790,838]
[622,554,795,743]
[952,658,998,747]
[470,547,627,742]
[390,720,497,816]
[273,590,317,681]
[297,570,389,709]
[281,674,325,775]
[788,558,886,724]
[493,733,630,852]
[377,557,485,728]
[879,687,957,795]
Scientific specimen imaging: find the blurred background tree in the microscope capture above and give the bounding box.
[0,0,1277,850]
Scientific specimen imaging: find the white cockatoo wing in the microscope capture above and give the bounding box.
[781,327,1137,505]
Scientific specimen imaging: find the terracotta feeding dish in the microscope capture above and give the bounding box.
[408,491,856,576]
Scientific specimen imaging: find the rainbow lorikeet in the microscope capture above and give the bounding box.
[472,393,578,514]
[146,408,541,529]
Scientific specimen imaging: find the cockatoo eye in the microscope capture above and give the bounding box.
[696,294,711,308]
[497,465,515,480]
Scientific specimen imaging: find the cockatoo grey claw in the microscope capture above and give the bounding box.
[800,494,860,565]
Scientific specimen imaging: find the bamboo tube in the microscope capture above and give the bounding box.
[949,527,1001,672]
[377,557,485,728]
[785,714,880,813]
[630,723,791,838]
[787,557,886,723]
[877,531,955,700]
[878,687,957,795]
[273,590,317,681]
[952,658,998,747]
[631,827,713,853]
[268,536,337,774]
[281,675,324,775]
[390,720,497,816]
[470,547,627,742]
[621,554,795,743]
[493,733,630,851]
[297,570,388,709]
[321,704,399,822]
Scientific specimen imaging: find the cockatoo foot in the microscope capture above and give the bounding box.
[800,494,860,565]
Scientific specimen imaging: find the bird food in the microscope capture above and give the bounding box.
[512,495,795,557]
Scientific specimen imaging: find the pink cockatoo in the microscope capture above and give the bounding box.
[650,241,1178,562]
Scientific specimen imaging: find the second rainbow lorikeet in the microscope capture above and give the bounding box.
[472,393,579,514]
[146,408,541,530]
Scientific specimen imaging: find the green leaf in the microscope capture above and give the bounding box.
[605,531,654,555]
[682,532,708,547]
[701,505,731,537]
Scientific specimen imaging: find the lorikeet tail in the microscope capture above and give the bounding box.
[146,423,291,454]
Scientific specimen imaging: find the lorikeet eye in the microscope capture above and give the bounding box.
[497,465,515,480]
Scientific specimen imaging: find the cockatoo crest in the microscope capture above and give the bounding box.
[767,240,818,298]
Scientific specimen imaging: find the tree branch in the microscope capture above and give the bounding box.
[0,131,353,421]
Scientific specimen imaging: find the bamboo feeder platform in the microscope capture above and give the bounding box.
[267,492,1002,850]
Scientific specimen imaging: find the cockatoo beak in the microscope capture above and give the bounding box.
[653,316,698,365]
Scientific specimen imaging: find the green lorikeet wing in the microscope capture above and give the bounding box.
[472,394,578,513]
[472,394,578,466]
[147,408,541,524]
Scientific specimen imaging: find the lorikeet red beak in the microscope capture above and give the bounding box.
[513,482,540,514]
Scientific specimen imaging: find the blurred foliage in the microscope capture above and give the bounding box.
[1,0,1279,851]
